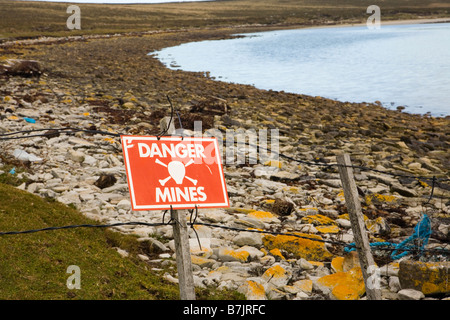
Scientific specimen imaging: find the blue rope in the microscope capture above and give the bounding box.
[344,214,431,260]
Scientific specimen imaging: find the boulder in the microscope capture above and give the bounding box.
[94,174,117,189]
[271,198,294,216]
[4,59,42,77]
[263,233,333,261]
[238,280,267,300]
[233,231,263,247]
[261,264,292,288]
[218,247,249,263]
[398,260,450,295]
[314,267,366,300]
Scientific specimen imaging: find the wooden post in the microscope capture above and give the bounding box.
[160,117,196,300]
[337,153,381,300]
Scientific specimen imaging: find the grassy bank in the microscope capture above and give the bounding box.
[0,182,243,299]
[1,0,449,40]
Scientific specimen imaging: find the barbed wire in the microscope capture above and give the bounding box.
[0,216,448,258]
[0,98,448,260]
[0,221,172,236]
[1,126,448,184]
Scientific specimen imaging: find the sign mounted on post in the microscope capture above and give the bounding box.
[121,135,229,211]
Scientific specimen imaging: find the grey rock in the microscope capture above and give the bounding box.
[233,231,263,247]
[398,289,425,300]
[391,183,418,197]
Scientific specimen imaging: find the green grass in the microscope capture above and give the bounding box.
[0,183,243,300]
[0,0,449,40]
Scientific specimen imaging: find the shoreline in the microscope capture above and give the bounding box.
[152,18,450,118]
[303,17,450,30]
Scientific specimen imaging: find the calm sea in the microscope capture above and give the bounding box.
[154,23,450,117]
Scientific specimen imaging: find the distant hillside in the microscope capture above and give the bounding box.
[1,0,449,40]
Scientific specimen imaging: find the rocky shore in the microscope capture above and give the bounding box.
[0,26,449,300]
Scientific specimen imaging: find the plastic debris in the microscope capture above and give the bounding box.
[23,117,36,123]
[12,148,43,162]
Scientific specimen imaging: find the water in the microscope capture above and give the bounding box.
[154,23,450,117]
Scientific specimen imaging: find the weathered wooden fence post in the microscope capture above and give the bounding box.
[160,116,196,300]
[337,153,381,300]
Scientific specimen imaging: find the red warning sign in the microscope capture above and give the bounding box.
[121,135,229,211]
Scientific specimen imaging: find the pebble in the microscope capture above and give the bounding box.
[398,289,425,300]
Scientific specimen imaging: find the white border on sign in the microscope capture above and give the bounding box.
[121,135,229,211]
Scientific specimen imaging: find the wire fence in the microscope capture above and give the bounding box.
[0,101,449,261]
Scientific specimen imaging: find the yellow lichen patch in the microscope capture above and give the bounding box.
[332,284,361,300]
[222,248,249,263]
[269,248,285,260]
[248,210,276,222]
[317,267,365,300]
[7,116,19,121]
[338,213,369,221]
[294,279,313,293]
[234,208,256,214]
[365,217,388,234]
[264,160,282,168]
[399,260,450,295]
[316,225,340,234]
[215,266,230,273]
[238,280,266,300]
[263,233,333,261]
[331,256,345,273]
[261,199,275,205]
[282,186,300,194]
[418,180,429,188]
[82,112,90,116]
[190,256,215,268]
[298,207,318,212]
[103,137,117,144]
[262,265,288,281]
[301,214,336,226]
[365,193,397,205]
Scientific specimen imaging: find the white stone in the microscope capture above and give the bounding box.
[116,199,131,210]
[66,149,85,163]
[233,231,263,247]
[398,289,424,300]
[115,247,129,258]
[237,245,265,260]
[389,276,401,293]
[336,218,352,228]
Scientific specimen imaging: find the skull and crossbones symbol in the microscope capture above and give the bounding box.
[155,158,198,186]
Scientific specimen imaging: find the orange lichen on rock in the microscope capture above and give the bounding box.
[294,279,313,294]
[263,264,286,279]
[263,233,333,261]
[238,280,266,300]
[248,210,276,221]
[398,260,450,295]
[301,214,337,226]
[269,248,286,260]
[316,225,340,234]
[316,267,365,300]
[220,248,249,263]
[331,256,345,273]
